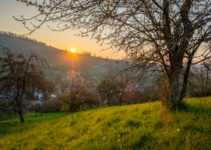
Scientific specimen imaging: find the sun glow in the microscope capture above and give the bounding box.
[69,48,77,53]
[71,48,76,53]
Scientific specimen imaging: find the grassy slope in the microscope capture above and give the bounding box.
[0,98,211,150]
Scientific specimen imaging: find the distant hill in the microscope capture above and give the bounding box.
[0,32,123,84]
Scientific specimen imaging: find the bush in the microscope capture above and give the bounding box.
[41,99,61,113]
[58,88,101,112]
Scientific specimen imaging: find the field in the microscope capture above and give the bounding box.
[0,97,211,150]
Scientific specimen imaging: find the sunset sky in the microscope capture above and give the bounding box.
[0,0,124,59]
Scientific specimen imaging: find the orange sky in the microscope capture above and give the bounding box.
[0,0,125,59]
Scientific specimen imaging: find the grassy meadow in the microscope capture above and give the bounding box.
[0,97,211,150]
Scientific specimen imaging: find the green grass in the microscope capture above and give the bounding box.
[0,98,211,150]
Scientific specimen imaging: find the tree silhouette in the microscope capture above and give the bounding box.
[16,0,211,110]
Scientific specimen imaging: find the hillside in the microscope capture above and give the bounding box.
[0,97,210,150]
[0,32,122,83]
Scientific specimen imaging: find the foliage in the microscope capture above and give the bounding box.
[0,97,210,150]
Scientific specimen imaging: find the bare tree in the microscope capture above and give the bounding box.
[0,48,50,122]
[16,0,211,110]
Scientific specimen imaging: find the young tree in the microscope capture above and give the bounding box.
[58,71,100,112]
[16,0,211,110]
[0,48,50,122]
[58,71,85,112]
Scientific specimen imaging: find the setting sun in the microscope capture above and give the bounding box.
[69,48,77,53]
[71,48,76,53]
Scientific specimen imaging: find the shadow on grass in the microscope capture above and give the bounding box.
[0,113,67,138]
[179,102,211,115]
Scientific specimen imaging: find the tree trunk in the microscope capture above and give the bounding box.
[18,110,24,123]
[16,98,24,123]
[179,56,192,105]
[170,68,181,109]
[163,66,182,110]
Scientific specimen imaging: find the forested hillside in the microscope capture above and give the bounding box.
[0,32,121,83]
